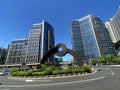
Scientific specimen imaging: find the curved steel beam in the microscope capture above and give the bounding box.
[41,47,58,64]
[55,43,67,56]
[67,49,83,66]
[41,43,83,66]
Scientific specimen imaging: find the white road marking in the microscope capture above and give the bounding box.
[110,70,115,75]
[0,76,105,87]
[1,89,10,90]
[26,80,33,82]
[111,72,115,75]
[25,79,51,82]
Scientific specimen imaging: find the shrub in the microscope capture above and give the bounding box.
[90,60,98,65]
[62,69,71,74]
[112,59,120,64]
[45,67,53,75]
[10,69,18,75]
[40,71,46,76]
[49,65,56,70]
[16,71,26,76]
[117,60,120,64]
[11,71,18,76]
[55,67,62,70]
[25,70,32,76]
[71,68,79,73]
[59,70,64,74]
[81,65,91,73]
[68,66,74,69]
[73,68,79,73]
[71,69,75,73]
[41,64,47,70]
[32,72,39,76]
[52,70,59,75]
[79,69,85,73]
[10,65,92,76]
[37,72,42,76]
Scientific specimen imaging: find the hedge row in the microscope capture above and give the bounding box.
[10,65,92,76]
[11,70,33,76]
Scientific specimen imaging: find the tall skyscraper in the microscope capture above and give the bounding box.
[70,14,116,62]
[27,21,54,64]
[6,21,54,65]
[105,6,120,50]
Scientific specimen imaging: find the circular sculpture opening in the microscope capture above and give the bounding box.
[58,47,63,52]
[55,43,67,56]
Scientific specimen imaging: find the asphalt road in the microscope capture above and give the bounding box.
[0,66,120,90]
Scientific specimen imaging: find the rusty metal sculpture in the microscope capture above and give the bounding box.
[41,43,83,66]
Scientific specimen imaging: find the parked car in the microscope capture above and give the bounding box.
[0,72,4,76]
[0,71,8,76]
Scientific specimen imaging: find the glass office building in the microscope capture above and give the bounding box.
[6,21,54,65]
[70,15,116,62]
[105,6,120,51]
[27,21,54,64]
[6,38,28,64]
[105,6,120,43]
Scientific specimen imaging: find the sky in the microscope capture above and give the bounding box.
[0,0,120,60]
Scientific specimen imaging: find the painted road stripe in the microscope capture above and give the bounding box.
[25,79,51,82]
[26,80,33,82]
[0,76,105,87]
[111,72,115,75]
[110,70,115,75]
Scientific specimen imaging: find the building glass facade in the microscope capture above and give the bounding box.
[6,21,54,65]
[70,15,116,62]
[105,6,120,43]
[93,17,116,55]
[79,16,100,60]
[6,38,28,64]
[27,23,42,64]
[70,21,85,59]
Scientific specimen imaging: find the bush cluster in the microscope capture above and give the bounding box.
[10,65,92,77]
[81,65,91,73]
[90,54,120,65]
[11,70,33,76]
[10,68,18,75]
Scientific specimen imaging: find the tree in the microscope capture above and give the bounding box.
[106,54,115,64]
[90,59,98,65]
[99,55,107,64]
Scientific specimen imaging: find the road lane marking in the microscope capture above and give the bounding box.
[111,72,115,75]
[26,80,33,82]
[110,70,115,75]
[25,79,51,82]
[0,76,105,87]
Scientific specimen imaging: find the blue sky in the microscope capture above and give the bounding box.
[0,0,120,60]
